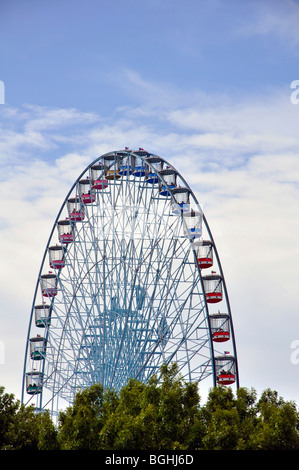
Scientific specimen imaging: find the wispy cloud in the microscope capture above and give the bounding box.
[237,0,299,47]
[0,105,101,166]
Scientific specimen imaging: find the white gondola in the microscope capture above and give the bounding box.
[26,371,43,395]
[171,187,190,213]
[57,219,74,244]
[49,245,65,270]
[40,273,57,298]
[215,355,236,385]
[209,312,230,342]
[192,240,213,269]
[29,336,47,360]
[34,304,51,328]
[159,169,177,196]
[183,209,202,239]
[91,163,108,190]
[132,156,146,177]
[202,274,223,303]
[67,197,85,222]
[119,155,132,176]
[79,178,96,204]
[145,156,163,183]
[104,154,121,180]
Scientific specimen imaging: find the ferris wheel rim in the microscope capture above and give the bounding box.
[22,148,239,412]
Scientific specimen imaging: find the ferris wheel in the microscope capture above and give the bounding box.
[21,149,239,416]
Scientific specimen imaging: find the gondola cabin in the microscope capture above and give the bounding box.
[212,330,230,342]
[209,313,230,342]
[215,355,236,386]
[202,274,223,303]
[106,169,121,180]
[29,336,46,360]
[192,240,213,269]
[183,210,202,239]
[171,187,190,214]
[26,371,43,395]
[132,155,146,177]
[145,156,163,183]
[49,245,65,269]
[104,154,121,180]
[119,156,132,176]
[67,197,85,222]
[34,304,51,328]
[91,163,108,190]
[159,169,177,196]
[57,219,74,244]
[217,372,235,385]
[79,178,96,204]
[40,273,57,298]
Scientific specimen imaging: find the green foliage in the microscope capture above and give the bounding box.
[58,383,107,450]
[1,365,299,450]
[200,385,299,450]
[200,386,258,450]
[249,389,299,450]
[0,386,19,447]
[0,386,58,450]
[98,363,203,450]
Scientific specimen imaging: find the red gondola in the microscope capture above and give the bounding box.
[212,331,230,342]
[192,240,213,269]
[91,164,109,190]
[217,372,235,385]
[67,197,85,222]
[79,179,96,204]
[57,219,74,244]
[93,178,108,190]
[215,355,236,386]
[209,312,230,342]
[41,273,57,298]
[202,274,223,303]
[49,245,65,269]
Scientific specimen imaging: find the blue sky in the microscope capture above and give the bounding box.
[1,0,299,405]
[1,0,298,111]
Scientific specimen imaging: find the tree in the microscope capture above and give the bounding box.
[0,386,19,448]
[4,405,59,450]
[199,386,299,450]
[0,386,58,450]
[2,365,299,450]
[57,367,299,450]
[58,383,112,450]
[200,385,241,450]
[98,363,204,450]
[248,389,299,450]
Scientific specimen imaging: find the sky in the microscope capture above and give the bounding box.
[0,0,299,406]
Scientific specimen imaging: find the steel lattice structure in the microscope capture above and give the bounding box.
[21,149,239,417]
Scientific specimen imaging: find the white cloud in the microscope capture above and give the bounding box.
[0,105,101,167]
[23,104,100,132]
[237,0,299,47]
